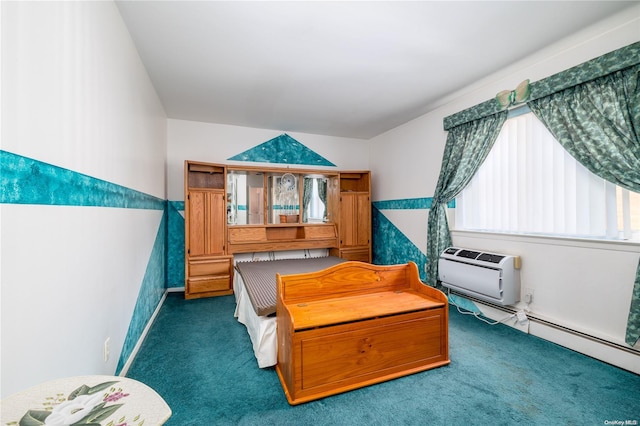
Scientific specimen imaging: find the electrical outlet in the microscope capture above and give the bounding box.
[104,338,110,363]
[525,288,534,304]
[516,310,528,325]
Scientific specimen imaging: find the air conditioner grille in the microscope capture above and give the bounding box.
[457,250,481,259]
[477,253,505,264]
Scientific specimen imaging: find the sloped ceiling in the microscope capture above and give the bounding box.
[116,1,637,139]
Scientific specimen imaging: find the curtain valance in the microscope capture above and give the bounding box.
[443,41,640,131]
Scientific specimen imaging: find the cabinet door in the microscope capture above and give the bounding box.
[208,191,226,255]
[188,190,225,256]
[339,193,356,247]
[355,193,370,247]
[339,192,370,248]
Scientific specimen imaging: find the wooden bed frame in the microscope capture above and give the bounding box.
[275,261,449,405]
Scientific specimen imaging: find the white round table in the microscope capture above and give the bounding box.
[0,375,171,426]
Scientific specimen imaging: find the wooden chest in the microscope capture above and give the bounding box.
[275,261,449,405]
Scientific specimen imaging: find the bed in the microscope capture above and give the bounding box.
[233,253,346,367]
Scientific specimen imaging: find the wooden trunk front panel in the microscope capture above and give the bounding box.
[282,308,447,404]
[300,312,443,389]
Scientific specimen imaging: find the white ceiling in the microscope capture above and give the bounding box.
[116,1,637,139]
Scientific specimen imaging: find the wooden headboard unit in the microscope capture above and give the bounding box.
[184,160,371,299]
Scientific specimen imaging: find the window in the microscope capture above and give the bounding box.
[455,110,640,241]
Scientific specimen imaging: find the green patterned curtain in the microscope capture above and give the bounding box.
[444,42,640,131]
[528,65,640,191]
[426,111,508,287]
[528,64,640,346]
[302,177,314,222]
[317,178,328,220]
[629,265,640,347]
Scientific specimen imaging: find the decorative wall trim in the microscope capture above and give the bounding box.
[167,201,185,287]
[371,197,455,282]
[372,206,427,281]
[1,150,167,377]
[116,210,167,375]
[373,197,455,210]
[0,150,165,209]
[227,133,336,166]
[443,41,640,130]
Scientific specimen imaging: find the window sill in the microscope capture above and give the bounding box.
[450,229,640,253]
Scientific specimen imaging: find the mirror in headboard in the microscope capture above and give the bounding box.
[226,166,340,227]
[227,170,265,225]
[267,172,300,224]
[302,174,329,223]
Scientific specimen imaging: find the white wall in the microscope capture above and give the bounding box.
[370,5,640,371]
[167,119,370,201]
[1,1,166,397]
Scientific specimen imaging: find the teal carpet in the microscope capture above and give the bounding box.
[126,293,640,425]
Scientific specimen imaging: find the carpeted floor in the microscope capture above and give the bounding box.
[126,292,640,425]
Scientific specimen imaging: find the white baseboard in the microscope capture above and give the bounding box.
[529,320,640,375]
[452,293,640,375]
[117,290,168,377]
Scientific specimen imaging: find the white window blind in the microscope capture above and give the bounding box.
[455,110,640,241]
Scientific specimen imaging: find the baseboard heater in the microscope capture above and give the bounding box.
[438,247,521,306]
[450,290,639,356]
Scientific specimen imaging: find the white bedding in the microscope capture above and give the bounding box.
[233,268,277,368]
[232,249,331,368]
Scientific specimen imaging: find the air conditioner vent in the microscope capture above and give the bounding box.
[477,253,505,264]
[456,250,481,260]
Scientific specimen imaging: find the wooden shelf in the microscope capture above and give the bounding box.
[227,224,338,254]
[339,171,370,192]
[187,162,225,189]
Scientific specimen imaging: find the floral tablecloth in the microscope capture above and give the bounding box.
[0,375,171,426]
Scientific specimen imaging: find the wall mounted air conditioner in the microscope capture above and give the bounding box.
[438,247,521,306]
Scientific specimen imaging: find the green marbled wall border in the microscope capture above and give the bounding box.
[1,149,166,376]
